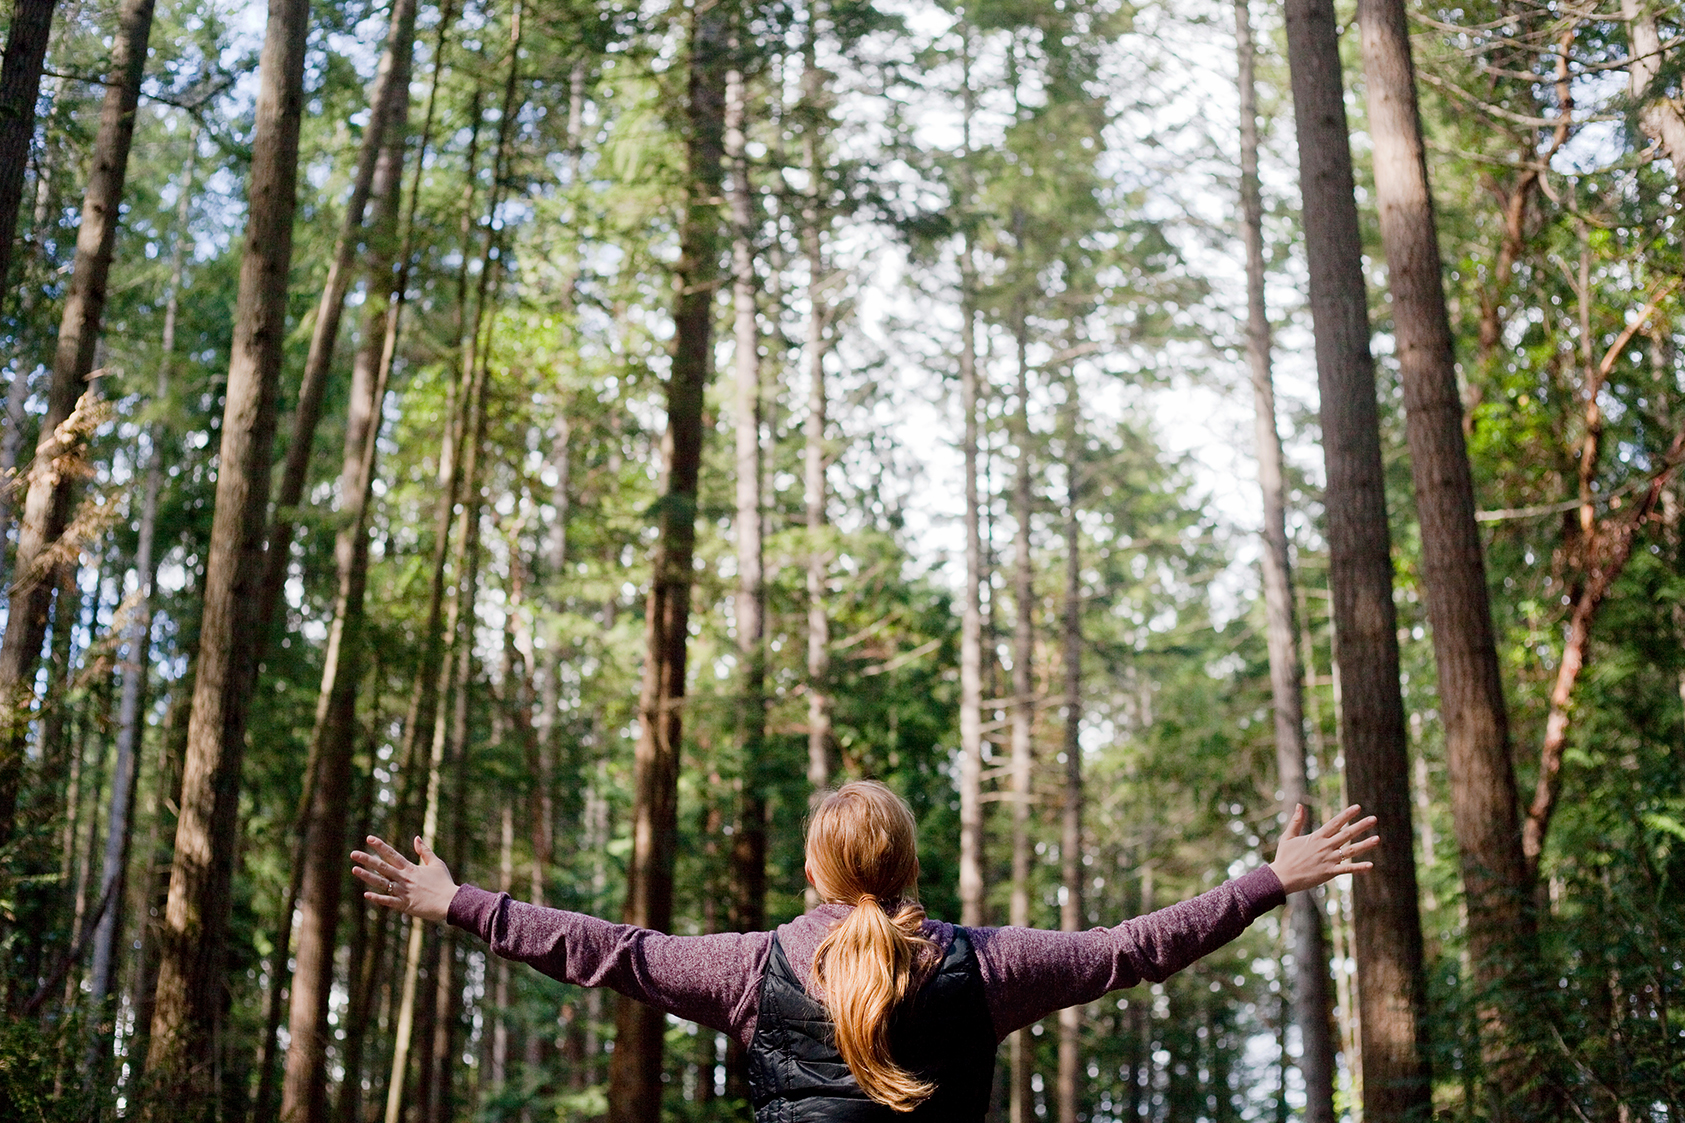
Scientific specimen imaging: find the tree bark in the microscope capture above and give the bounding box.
[1054,388,1082,1123]
[725,51,766,945]
[253,0,420,654]
[121,676,190,1101]
[802,26,833,818]
[606,2,725,1117]
[0,0,56,298]
[1281,0,1434,1118]
[424,444,484,1123]
[83,327,170,1092]
[1007,314,1035,1123]
[141,0,309,1113]
[0,0,156,845]
[1355,1,1543,1113]
[1236,3,1339,1118]
[956,35,986,931]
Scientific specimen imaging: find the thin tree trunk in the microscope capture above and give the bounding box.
[332,711,381,1123]
[0,0,57,297]
[423,430,490,1123]
[385,74,511,1101]
[724,41,766,1098]
[0,0,156,844]
[1054,388,1083,1123]
[606,3,725,1117]
[253,0,420,654]
[725,48,766,945]
[83,388,166,1092]
[385,232,499,1123]
[141,0,309,1112]
[1281,0,1434,1118]
[391,69,485,837]
[122,678,190,1100]
[801,25,833,819]
[1355,0,1542,1112]
[277,90,408,1123]
[490,802,514,1100]
[532,420,565,884]
[956,34,985,931]
[1007,313,1035,1123]
[1235,3,1338,1118]
[0,361,31,539]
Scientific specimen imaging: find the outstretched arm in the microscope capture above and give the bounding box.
[349,834,771,1043]
[976,803,1379,1038]
[351,835,459,923]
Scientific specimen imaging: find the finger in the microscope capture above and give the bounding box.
[367,835,412,870]
[1283,804,1307,839]
[363,889,404,910]
[414,835,436,865]
[1344,835,1381,855]
[352,866,402,893]
[350,851,399,880]
[1334,860,1374,875]
[1329,815,1379,846]
[1316,804,1361,836]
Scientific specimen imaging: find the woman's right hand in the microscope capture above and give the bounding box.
[351,835,458,923]
[1269,804,1379,894]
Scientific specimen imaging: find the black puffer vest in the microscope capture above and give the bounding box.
[746,929,996,1122]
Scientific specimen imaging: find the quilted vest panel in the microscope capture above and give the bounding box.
[746,928,996,1122]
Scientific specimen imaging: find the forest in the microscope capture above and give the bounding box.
[0,0,1681,1118]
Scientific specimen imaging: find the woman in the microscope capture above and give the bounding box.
[352,780,1376,1119]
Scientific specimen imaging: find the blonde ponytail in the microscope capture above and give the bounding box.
[806,782,937,1112]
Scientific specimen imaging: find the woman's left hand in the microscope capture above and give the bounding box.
[351,835,458,923]
[1269,804,1379,894]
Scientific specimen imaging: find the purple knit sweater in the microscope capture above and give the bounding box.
[447,864,1284,1048]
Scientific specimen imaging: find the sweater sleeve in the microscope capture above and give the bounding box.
[970,865,1286,1039]
[447,885,773,1039]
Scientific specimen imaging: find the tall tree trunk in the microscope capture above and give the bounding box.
[801,26,833,815]
[1355,0,1542,1113]
[0,0,56,297]
[254,0,421,654]
[83,363,168,1093]
[724,46,765,1101]
[1054,388,1083,1123]
[0,0,156,845]
[1281,0,1434,1118]
[1236,3,1339,1118]
[332,712,382,1123]
[725,51,766,939]
[278,88,408,1123]
[384,56,511,1101]
[1007,313,1035,1123]
[606,3,725,1117]
[956,35,986,931]
[141,0,309,1112]
[391,72,485,836]
[122,677,190,1101]
[257,16,441,1106]
[425,462,484,1123]
[385,220,500,1123]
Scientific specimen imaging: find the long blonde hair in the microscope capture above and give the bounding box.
[806,780,936,1113]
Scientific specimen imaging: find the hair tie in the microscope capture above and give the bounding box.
[856,892,881,909]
